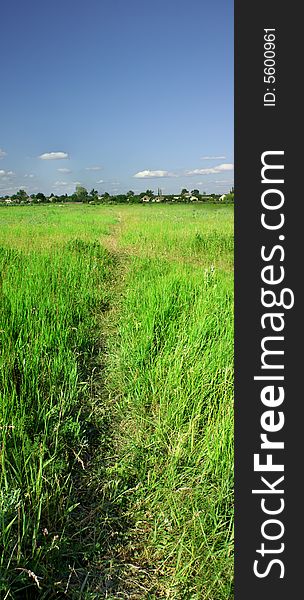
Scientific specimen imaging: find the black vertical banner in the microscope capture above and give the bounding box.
[235,1,302,598]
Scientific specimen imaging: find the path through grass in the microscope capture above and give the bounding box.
[0,203,233,598]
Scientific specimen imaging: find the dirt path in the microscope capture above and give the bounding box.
[64,218,161,598]
[102,211,124,255]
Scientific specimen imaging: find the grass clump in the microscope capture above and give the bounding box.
[0,240,114,596]
[108,257,234,599]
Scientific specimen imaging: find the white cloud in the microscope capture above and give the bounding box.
[96,179,104,184]
[215,163,234,171]
[57,167,72,173]
[53,180,70,186]
[186,163,234,176]
[133,169,176,178]
[201,155,226,160]
[197,179,234,185]
[24,173,35,178]
[85,165,103,171]
[39,152,69,160]
[214,179,234,184]
[186,168,218,175]
[0,169,15,178]
[0,148,7,159]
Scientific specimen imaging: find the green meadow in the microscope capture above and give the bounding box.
[0,203,233,599]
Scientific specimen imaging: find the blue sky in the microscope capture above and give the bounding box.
[0,0,233,196]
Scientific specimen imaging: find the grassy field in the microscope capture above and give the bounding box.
[0,203,233,599]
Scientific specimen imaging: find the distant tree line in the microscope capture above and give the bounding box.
[0,186,234,205]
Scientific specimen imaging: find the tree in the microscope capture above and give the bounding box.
[145,189,154,196]
[226,191,234,203]
[127,190,135,197]
[191,189,200,197]
[16,189,28,202]
[181,188,189,196]
[36,192,46,203]
[115,194,128,203]
[89,188,99,201]
[129,194,141,203]
[75,185,88,202]
[98,192,110,203]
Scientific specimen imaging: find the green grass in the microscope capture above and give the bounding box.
[118,204,233,269]
[0,203,116,250]
[0,203,233,598]
[107,258,233,599]
[0,223,116,596]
